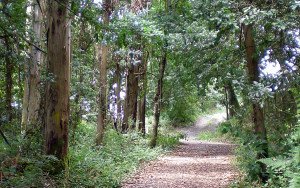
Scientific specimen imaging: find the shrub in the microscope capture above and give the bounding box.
[0,121,164,188]
[66,122,163,187]
[259,126,300,188]
[156,132,181,149]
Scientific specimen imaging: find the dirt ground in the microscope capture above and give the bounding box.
[121,113,238,188]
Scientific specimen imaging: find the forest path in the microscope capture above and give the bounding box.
[121,113,238,188]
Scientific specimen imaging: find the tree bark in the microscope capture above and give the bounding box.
[226,81,239,118]
[138,51,149,135]
[131,63,139,130]
[243,24,268,182]
[224,86,229,120]
[21,0,44,133]
[114,62,122,131]
[45,0,71,161]
[122,61,139,132]
[96,0,111,145]
[150,52,167,148]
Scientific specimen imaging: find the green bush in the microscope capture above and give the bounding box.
[218,119,267,183]
[165,96,200,126]
[63,122,164,187]
[217,121,233,134]
[156,132,181,149]
[225,113,300,188]
[196,120,232,142]
[197,131,221,141]
[0,121,164,188]
[259,126,300,188]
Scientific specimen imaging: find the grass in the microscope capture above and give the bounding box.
[65,123,166,188]
[197,131,220,141]
[197,121,231,142]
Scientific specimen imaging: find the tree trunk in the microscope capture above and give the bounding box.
[122,61,139,132]
[114,62,122,131]
[226,81,239,118]
[95,43,108,145]
[21,0,44,133]
[138,51,149,135]
[4,35,14,122]
[243,24,268,182]
[45,0,71,162]
[131,64,139,130]
[96,0,111,145]
[224,86,229,120]
[150,52,167,148]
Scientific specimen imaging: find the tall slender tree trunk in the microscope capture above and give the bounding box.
[226,81,239,118]
[114,62,122,131]
[150,52,167,148]
[224,86,229,120]
[131,64,139,130]
[138,51,149,135]
[243,24,268,182]
[22,0,44,133]
[45,0,71,162]
[96,0,111,145]
[4,35,14,122]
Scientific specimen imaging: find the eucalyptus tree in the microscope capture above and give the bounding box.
[108,2,151,133]
[122,48,140,131]
[137,49,149,135]
[44,0,71,161]
[21,0,45,133]
[95,0,112,145]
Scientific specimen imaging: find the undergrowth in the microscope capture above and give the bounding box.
[0,120,181,187]
[197,120,230,142]
[219,118,300,188]
[65,123,163,188]
[197,131,220,141]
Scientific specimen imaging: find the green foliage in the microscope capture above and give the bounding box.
[65,123,163,187]
[197,131,219,141]
[224,102,300,188]
[165,96,200,126]
[258,126,300,188]
[1,0,300,187]
[0,155,61,188]
[197,121,233,142]
[0,121,165,188]
[146,116,182,149]
[234,141,262,182]
[218,121,233,134]
[219,118,267,182]
[156,132,181,149]
[0,121,62,187]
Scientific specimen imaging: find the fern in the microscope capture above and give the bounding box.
[258,89,300,188]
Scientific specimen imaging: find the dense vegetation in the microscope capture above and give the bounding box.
[0,0,299,187]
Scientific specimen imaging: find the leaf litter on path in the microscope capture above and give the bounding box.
[122,113,238,188]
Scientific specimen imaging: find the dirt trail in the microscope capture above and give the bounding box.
[122,113,238,188]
